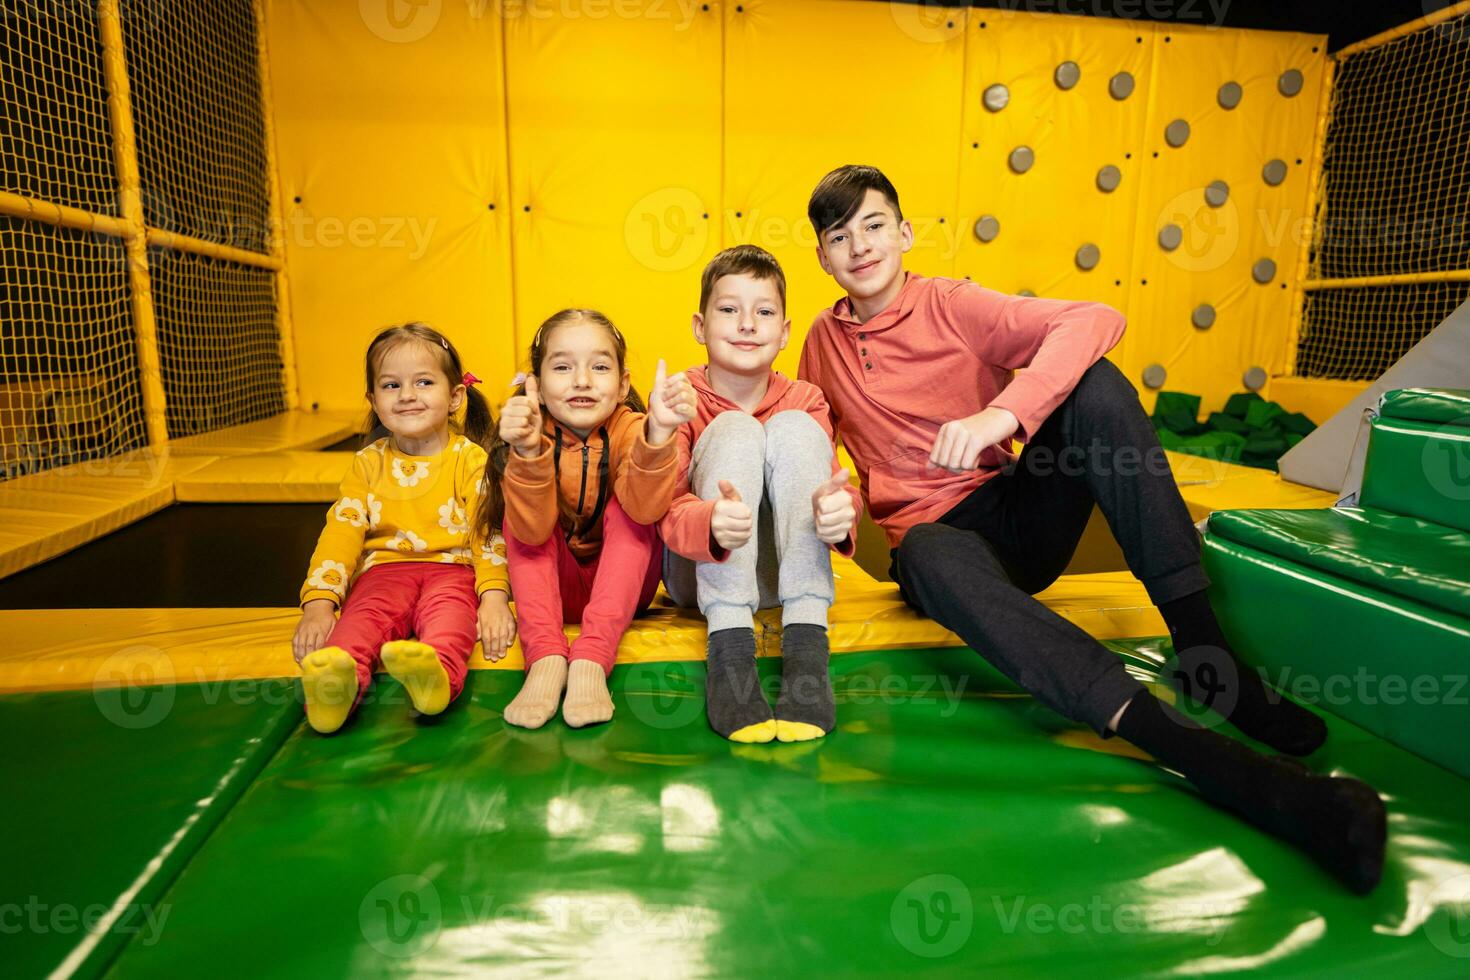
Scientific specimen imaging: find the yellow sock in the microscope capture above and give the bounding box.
[381,640,453,716]
[300,647,359,734]
[774,720,827,743]
[728,719,778,743]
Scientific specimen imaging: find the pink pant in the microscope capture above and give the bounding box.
[506,496,662,675]
[326,562,477,708]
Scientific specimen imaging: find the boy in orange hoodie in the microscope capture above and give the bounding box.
[661,245,862,744]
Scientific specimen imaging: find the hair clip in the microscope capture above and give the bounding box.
[462,372,481,387]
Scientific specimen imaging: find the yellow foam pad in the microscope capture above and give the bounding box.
[166,409,360,455]
[0,558,1163,694]
[174,452,354,503]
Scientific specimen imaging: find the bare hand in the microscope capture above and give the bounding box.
[478,590,518,661]
[710,479,753,551]
[811,468,856,545]
[293,599,337,663]
[645,359,696,446]
[928,407,1020,473]
[500,375,544,458]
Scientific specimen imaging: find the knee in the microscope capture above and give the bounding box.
[1068,358,1135,411]
[763,410,828,453]
[895,523,951,583]
[702,410,765,449]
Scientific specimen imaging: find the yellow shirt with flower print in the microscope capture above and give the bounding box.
[299,435,508,607]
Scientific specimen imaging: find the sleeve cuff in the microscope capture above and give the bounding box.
[300,590,341,609]
[988,375,1052,445]
[629,424,678,473]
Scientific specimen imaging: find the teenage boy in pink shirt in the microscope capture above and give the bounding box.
[798,164,1385,894]
[662,245,861,745]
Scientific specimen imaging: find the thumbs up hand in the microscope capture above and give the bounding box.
[710,479,754,551]
[811,468,856,545]
[500,374,544,458]
[645,359,696,447]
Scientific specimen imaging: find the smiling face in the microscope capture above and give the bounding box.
[369,341,463,446]
[693,272,790,376]
[537,320,631,438]
[815,187,914,309]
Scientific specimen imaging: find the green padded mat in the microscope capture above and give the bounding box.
[1207,507,1470,619]
[1361,417,1470,534]
[1380,388,1470,426]
[1,678,301,978]
[33,645,1460,978]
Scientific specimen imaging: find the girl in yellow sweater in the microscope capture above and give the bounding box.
[293,323,515,734]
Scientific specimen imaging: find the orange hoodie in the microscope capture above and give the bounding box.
[660,366,862,564]
[502,404,678,561]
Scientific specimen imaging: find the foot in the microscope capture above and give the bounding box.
[300,647,359,734]
[381,640,454,716]
[705,628,776,743]
[1172,643,1328,756]
[774,624,834,743]
[504,655,567,729]
[562,659,615,728]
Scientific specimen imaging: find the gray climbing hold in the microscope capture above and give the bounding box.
[1096,165,1122,192]
[1110,72,1135,100]
[1018,289,1037,297]
[984,84,1010,112]
[1243,366,1268,391]
[1009,146,1035,174]
[1253,258,1277,284]
[1263,159,1288,186]
[1075,243,1101,271]
[1055,61,1081,90]
[1218,81,1243,110]
[1205,180,1230,207]
[973,215,1000,243]
[1165,119,1191,148]
[1279,69,1304,97]
[1192,304,1217,330]
[1158,224,1184,251]
[1142,364,1167,389]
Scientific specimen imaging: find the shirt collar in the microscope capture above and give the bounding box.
[831,271,923,333]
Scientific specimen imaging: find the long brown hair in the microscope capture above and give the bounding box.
[362,322,493,447]
[479,308,644,535]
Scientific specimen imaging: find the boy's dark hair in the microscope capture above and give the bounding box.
[699,244,787,314]
[807,164,904,238]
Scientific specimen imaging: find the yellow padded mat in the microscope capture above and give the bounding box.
[174,451,354,502]
[0,559,1163,693]
[166,408,360,455]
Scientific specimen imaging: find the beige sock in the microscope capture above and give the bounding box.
[504,655,567,729]
[562,659,615,728]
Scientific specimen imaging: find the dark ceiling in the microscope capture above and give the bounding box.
[893,0,1454,51]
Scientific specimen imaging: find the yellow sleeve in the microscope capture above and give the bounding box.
[300,453,374,608]
[460,443,510,598]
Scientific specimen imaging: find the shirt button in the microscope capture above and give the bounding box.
[860,347,868,355]
[865,362,873,370]
[859,333,868,340]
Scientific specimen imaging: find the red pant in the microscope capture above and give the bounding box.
[506,496,662,675]
[326,562,477,707]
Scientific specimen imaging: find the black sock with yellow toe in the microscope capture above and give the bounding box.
[775,624,835,742]
[706,628,776,743]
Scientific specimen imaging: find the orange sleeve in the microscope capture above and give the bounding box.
[798,382,862,558]
[659,422,727,564]
[610,410,679,525]
[501,433,559,546]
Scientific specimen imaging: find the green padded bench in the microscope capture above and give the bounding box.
[1203,388,1470,778]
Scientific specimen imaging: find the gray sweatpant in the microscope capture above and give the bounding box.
[663,410,837,633]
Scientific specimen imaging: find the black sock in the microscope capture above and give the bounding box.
[774,624,835,736]
[1118,692,1386,894]
[705,628,774,740]
[1159,590,1327,756]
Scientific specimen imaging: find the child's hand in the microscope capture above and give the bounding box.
[811,468,856,546]
[501,375,544,458]
[645,359,696,446]
[478,590,517,661]
[711,479,753,551]
[293,599,337,663]
[928,407,1019,473]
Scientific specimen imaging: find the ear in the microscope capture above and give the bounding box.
[899,219,915,254]
[449,383,466,414]
[816,242,833,276]
[691,312,706,346]
[619,369,631,404]
[778,317,792,351]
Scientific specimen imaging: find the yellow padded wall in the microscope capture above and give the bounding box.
[724,1,967,376]
[503,2,723,386]
[263,0,515,412]
[957,14,1153,312]
[1122,24,1324,411]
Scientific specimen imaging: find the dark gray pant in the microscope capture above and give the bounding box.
[890,358,1209,734]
